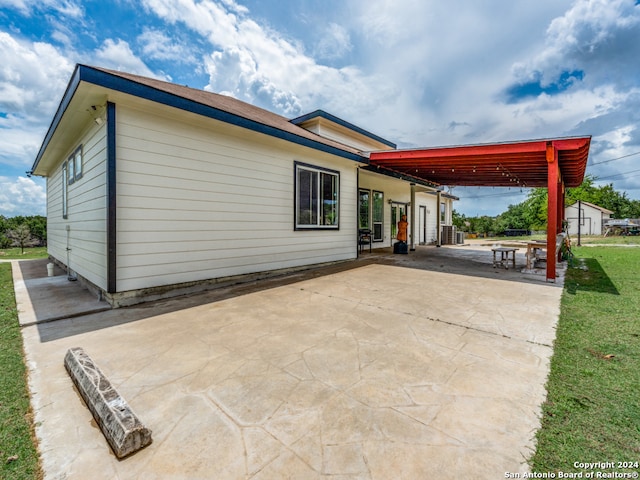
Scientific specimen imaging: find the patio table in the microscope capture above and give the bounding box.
[492,247,518,269]
[525,241,547,269]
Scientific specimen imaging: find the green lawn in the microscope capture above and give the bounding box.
[0,263,42,480]
[531,246,640,473]
[0,247,48,260]
[478,234,640,246]
[576,235,640,245]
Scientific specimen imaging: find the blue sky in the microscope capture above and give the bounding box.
[1,0,640,217]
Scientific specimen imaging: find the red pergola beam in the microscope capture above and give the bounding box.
[369,137,591,188]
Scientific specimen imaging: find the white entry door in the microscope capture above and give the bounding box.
[419,205,427,244]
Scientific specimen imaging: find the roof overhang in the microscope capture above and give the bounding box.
[291,110,397,149]
[31,65,368,176]
[369,137,591,188]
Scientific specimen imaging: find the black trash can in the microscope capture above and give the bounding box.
[393,241,408,254]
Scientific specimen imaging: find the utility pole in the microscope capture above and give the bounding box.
[577,200,582,246]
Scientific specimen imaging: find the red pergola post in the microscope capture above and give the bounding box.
[558,182,565,259]
[546,143,559,282]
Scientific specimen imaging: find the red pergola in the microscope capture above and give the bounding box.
[369,136,592,281]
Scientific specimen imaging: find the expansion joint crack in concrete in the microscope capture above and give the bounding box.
[406,309,553,349]
[296,287,555,352]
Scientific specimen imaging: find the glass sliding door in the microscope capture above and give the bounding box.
[391,203,407,240]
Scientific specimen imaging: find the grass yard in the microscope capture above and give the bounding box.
[531,246,640,474]
[0,248,48,260]
[0,263,42,480]
[577,235,640,245]
[479,234,640,246]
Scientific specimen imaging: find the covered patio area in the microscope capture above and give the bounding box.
[368,136,591,281]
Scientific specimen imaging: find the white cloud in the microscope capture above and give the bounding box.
[0,31,74,170]
[0,0,83,17]
[0,176,46,216]
[143,0,398,122]
[314,23,352,61]
[517,0,640,88]
[94,39,166,79]
[0,32,74,116]
[204,47,303,115]
[138,28,198,64]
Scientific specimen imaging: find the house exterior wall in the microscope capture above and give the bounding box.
[358,170,443,247]
[114,103,359,292]
[47,122,108,290]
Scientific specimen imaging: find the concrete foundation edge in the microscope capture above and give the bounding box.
[50,254,353,308]
[64,347,152,459]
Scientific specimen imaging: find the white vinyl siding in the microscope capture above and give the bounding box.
[415,194,439,244]
[47,123,108,289]
[115,104,357,292]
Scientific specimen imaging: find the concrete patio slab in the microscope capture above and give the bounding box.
[12,258,110,326]
[17,245,565,479]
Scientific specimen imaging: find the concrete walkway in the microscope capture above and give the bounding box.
[16,245,564,479]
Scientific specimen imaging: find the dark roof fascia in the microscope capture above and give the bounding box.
[291,109,397,149]
[440,192,460,201]
[360,164,440,190]
[33,65,367,174]
[31,64,83,173]
[418,189,459,201]
[83,66,367,163]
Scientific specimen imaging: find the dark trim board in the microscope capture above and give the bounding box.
[290,110,397,149]
[31,67,82,172]
[106,102,117,294]
[32,65,366,174]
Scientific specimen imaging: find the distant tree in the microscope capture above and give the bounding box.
[6,224,37,254]
[452,210,466,230]
[495,202,530,231]
[521,188,548,230]
[565,175,599,206]
[25,215,47,245]
[0,215,47,248]
[566,175,640,219]
[0,216,10,248]
[475,216,495,236]
[463,176,640,234]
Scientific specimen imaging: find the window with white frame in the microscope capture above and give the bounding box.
[72,145,83,180]
[62,162,68,219]
[67,145,83,183]
[295,162,339,229]
[62,145,82,218]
